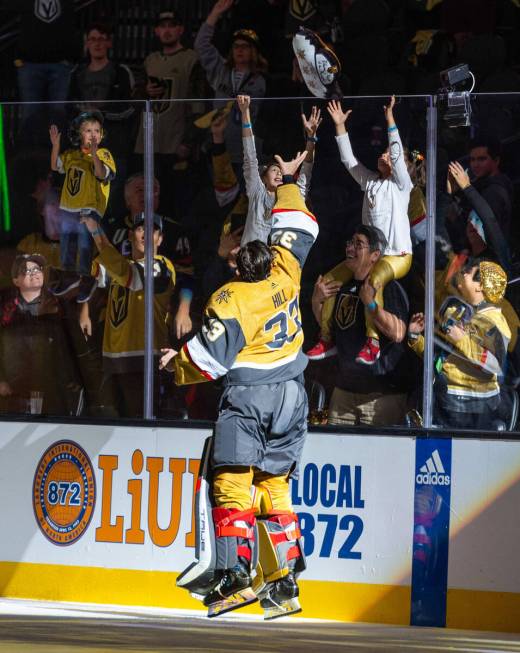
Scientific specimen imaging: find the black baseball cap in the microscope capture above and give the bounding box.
[232,28,260,49]
[11,253,46,278]
[131,212,163,232]
[156,10,183,25]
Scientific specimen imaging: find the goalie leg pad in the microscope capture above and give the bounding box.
[256,513,306,620]
[177,435,261,606]
[176,438,260,604]
[176,437,219,595]
[202,507,257,609]
[258,512,306,583]
[212,507,257,570]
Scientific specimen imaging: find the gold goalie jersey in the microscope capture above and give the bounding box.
[174,183,318,386]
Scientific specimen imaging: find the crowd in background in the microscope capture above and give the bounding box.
[1,0,520,429]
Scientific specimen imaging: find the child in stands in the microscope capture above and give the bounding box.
[307,96,413,366]
[49,110,116,302]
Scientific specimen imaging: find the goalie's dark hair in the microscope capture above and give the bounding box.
[236,240,274,282]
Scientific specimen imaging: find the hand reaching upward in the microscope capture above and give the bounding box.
[237,94,251,115]
[49,124,61,147]
[273,151,308,177]
[301,105,322,137]
[327,100,352,135]
[384,95,396,126]
[207,0,234,26]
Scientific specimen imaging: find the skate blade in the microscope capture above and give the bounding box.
[263,597,302,621]
[207,587,257,618]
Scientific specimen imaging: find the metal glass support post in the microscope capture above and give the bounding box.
[143,102,155,419]
[422,98,438,427]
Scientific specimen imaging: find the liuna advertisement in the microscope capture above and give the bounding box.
[1,421,520,631]
[0,422,415,623]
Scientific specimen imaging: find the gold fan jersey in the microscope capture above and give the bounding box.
[436,253,519,351]
[93,244,175,374]
[174,183,318,386]
[57,147,116,216]
[408,184,427,245]
[410,304,511,400]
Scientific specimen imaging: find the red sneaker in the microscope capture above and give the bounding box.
[306,339,337,360]
[355,337,380,365]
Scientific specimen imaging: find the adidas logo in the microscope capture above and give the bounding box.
[416,449,450,486]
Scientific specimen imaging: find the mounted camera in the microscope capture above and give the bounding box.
[438,64,475,128]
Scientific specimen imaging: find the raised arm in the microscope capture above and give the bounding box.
[385,96,412,192]
[194,0,232,87]
[297,105,322,198]
[237,95,264,198]
[448,161,510,271]
[327,100,377,190]
[49,125,61,172]
[82,215,175,291]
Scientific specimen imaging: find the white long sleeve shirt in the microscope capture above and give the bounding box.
[336,130,413,256]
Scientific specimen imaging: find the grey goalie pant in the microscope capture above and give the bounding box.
[212,377,308,479]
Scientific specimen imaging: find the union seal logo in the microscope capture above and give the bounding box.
[33,440,96,546]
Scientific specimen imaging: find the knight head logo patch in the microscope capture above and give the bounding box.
[290,0,316,21]
[35,0,62,24]
[66,167,84,197]
[335,293,359,330]
[152,79,174,115]
[109,285,129,328]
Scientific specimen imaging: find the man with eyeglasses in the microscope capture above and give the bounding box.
[311,226,413,427]
[0,254,80,415]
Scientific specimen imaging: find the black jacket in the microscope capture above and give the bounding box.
[6,0,80,63]
[472,172,513,239]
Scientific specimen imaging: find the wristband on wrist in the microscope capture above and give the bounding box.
[387,125,397,132]
[282,174,294,185]
[179,288,193,301]
[306,135,318,143]
[90,228,103,237]
[367,300,377,313]
[242,122,252,129]
[407,331,419,341]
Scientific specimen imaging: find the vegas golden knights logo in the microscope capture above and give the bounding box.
[66,167,84,197]
[152,79,174,115]
[35,0,62,24]
[289,0,316,21]
[335,293,358,330]
[109,285,129,328]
